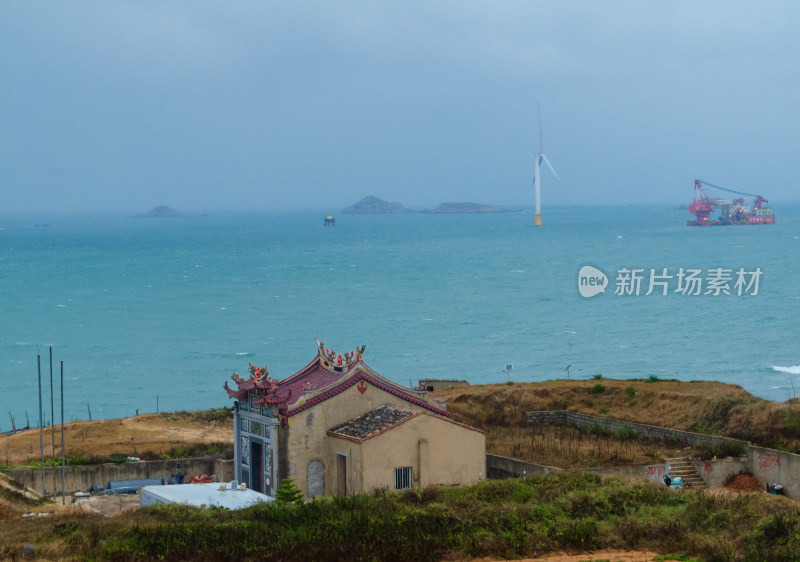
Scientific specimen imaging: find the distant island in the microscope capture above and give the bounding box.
[424,202,507,214]
[143,205,183,218]
[342,196,508,214]
[342,196,412,214]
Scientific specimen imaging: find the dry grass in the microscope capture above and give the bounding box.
[487,425,695,468]
[434,378,798,449]
[0,410,233,467]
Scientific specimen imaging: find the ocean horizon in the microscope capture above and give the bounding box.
[1,204,798,426]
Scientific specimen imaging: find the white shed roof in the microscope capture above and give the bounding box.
[141,483,274,509]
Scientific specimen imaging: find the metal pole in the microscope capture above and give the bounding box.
[37,353,45,495]
[61,360,66,506]
[50,347,57,499]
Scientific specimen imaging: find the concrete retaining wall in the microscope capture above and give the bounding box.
[487,453,667,484]
[748,446,800,496]
[526,410,800,498]
[690,456,748,487]
[527,410,747,448]
[486,454,560,479]
[692,449,800,497]
[2,458,234,494]
[580,464,669,484]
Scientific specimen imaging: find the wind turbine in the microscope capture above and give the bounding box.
[532,106,559,226]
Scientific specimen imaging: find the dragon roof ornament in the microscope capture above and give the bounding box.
[316,340,365,370]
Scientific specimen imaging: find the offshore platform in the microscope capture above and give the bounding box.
[687,179,775,226]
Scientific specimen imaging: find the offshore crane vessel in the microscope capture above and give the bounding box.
[687,179,775,226]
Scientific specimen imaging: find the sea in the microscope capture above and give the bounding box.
[1,204,799,426]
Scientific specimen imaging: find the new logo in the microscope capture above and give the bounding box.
[578,266,608,298]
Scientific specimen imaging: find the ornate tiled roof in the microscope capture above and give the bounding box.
[328,405,419,442]
[224,342,449,422]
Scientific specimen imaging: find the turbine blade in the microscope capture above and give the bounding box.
[541,154,559,179]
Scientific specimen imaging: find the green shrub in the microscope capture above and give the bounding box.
[647,375,660,383]
[590,384,606,394]
[275,478,303,503]
[592,374,605,380]
[11,470,800,561]
[781,410,800,431]
[698,440,746,460]
[614,423,638,440]
[625,386,636,398]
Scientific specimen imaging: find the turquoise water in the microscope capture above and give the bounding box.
[1,205,799,424]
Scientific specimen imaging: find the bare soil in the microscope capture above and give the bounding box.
[0,411,232,466]
[726,474,764,493]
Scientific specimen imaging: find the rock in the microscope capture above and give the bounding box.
[145,205,183,218]
[342,196,412,214]
[23,544,35,557]
[425,202,507,214]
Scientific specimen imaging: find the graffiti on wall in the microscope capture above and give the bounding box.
[757,451,780,473]
[647,465,667,481]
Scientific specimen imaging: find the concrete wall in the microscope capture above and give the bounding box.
[418,379,469,392]
[748,446,800,496]
[288,380,443,497]
[526,411,800,497]
[691,456,748,487]
[693,448,800,497]
[2,458,233,494]
[357,413,485,492]
[487,453,667,484]
[527,410,748,448]
[486,454,560,479]
[580,464,669,483]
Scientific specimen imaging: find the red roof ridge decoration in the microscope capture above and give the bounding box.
[224,361,277,400]
[224,342,448,422]
[316,340,364,371]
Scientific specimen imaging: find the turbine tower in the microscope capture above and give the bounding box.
[532,106,559,226]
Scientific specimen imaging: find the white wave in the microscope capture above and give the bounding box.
[772,365,800,375]
[235,352,253,356]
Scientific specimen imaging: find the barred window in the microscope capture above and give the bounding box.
[395,467,412,490]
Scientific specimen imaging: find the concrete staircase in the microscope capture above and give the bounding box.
[666,457,706,489]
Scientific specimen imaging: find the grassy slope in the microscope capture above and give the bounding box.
[434,379,800,451]
[2,385,800,559]
[2,472,800,561]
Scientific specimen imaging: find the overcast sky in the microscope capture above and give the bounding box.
[1,1,798,214]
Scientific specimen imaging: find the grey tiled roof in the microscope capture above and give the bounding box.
[328,405,418,441]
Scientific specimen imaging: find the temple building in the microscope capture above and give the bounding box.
[224,342,485,498]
